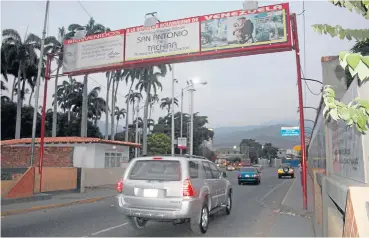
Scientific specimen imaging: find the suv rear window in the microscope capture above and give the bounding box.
[240,167,257,172]
[129,160,181,181]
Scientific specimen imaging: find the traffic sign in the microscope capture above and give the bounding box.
[281,127,300,136]
[293,145,301,151]
[177,137,187,150]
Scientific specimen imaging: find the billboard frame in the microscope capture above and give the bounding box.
[39,8,308,210]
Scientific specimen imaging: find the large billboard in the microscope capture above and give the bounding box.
[63,30,125,74]
[62,3,291,75]
[125,17,200,62]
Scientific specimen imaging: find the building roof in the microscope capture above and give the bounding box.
[1,137,140,147]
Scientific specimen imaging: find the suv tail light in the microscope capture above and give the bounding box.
[183,178,195,197]
[116,177,124,193]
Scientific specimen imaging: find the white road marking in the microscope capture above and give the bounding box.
[90,222,128,236]
[281,176,297,205]
[260,179,289,201]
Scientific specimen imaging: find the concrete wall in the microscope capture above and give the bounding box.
[308,57,369,237]
[40,167,77,192]
[81,168,126,188]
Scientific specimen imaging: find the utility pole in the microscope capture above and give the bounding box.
[30,0,50,166]
[189,83,195,155]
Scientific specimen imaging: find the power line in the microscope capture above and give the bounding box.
[77,1,92,19]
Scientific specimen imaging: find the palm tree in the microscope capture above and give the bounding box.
[135,64,171,155]
[160,97,179,116]
[2,29,41,139]
[66,18,110,137]
[88,87,107,125]
[54,77,82,123]
[110,70,127,140]
[148,93,159,121]
[123,69,140,141]
[44,27,65,137]
[115,106,126,135]
[126,91,143,126]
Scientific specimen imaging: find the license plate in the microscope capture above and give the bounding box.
[143,189,158,198]
[245,175,249,177]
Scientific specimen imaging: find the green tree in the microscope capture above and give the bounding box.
[312,0,369,133]
[148,133,171,155]
[239,139,263,163]
[262,143,279,160]
[115,106,126,134]
[2,29,41,139]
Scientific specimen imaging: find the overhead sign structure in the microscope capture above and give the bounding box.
[63,30,125,74]
[62,3,292,75]
[281,127,300,136]
[125,17,200,62]
[177,137,187,150]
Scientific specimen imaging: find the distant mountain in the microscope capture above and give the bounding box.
[212,121,311,149]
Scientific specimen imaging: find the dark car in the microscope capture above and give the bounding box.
[237,167,261,185]
[278,163,295,179]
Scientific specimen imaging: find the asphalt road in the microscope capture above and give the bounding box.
[1,167,295,237]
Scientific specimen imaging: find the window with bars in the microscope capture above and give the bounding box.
[104,152,123,168]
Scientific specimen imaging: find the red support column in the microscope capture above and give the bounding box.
[291,13,308,210]
[39,54,52,192]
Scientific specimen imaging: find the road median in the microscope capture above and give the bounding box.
[1,195,114,217]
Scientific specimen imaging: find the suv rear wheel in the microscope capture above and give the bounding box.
[190,203,209,235]
[225,192,232,215]
[129,217,147,230]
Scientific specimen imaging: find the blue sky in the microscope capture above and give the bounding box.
[1,0,368,129]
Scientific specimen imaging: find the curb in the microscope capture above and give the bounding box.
[1,195,115,217]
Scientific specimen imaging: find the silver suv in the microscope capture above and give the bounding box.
[116,155,232,235]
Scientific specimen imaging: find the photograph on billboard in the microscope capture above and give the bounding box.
[125,17,200,62]
[199,3,289,53]
[62,29,125,74]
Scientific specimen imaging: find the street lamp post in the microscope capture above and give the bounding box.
[187,79,207,156]
[180,88,184,155]
[171,65,176,155]
[189,83,195,156]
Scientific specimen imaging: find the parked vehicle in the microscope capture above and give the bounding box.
[278,163,295,178]
[253,164,263,172]
[237,167,261,185]
[116,155,233,235]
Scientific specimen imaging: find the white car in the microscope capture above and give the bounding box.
[227,165,235,171]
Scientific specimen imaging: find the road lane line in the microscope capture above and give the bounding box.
[90,222,128,236]
[281,176,297,205]
[260,179,289,201]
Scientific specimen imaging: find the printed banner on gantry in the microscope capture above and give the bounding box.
[62,30,125,74]
[199,3,289,53]
[125,17,200,62]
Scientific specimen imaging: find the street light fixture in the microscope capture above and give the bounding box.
[187,78,207,155]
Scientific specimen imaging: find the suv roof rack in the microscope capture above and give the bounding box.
[139,154,209,160]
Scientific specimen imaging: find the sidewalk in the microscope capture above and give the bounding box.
[268,172,315,237]
[1,187,117,216]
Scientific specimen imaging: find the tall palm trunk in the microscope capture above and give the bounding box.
[15,67,22,139]
[116,118,120,134]
[113,79,120,137]
[52,66,60,137]
[125,81,134,141]
[110,80,115,140]
[28,90,34,106]
[105,73,113,139]
[81,74,88,137]
[142,70,153,155]
[11,76,16,102]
